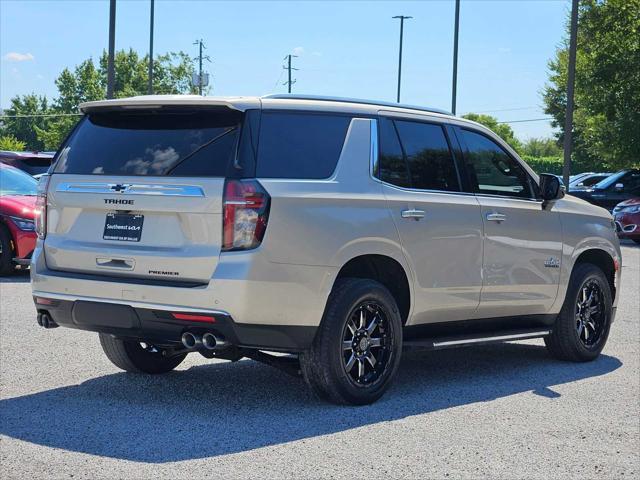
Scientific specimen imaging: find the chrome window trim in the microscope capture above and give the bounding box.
[56,183,205,197]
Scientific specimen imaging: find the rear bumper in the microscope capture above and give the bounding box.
[32,294,316,352]
[31,240,334,325]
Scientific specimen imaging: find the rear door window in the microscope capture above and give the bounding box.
[378,117,410,188]
[54,109,242,176]
[256,112,352,179]
[394,120,460,192]
[377,117,460,192]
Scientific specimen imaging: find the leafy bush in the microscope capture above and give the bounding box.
[0,135,27,151]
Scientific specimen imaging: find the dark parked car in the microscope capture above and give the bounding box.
[568,172,611,191]
[613,198,640,244]
[570,169,640,211]
[0,150,55,176]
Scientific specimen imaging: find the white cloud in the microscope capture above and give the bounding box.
[292,46,304,56]
[4,52,35,62]
[311,51,323,57]
[498,47,511,54]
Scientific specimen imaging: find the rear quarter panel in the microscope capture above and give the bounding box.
[258,118,412,318]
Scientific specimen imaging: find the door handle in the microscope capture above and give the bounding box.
[401,209,426,220]
[486,212,507,222]
[96,257,135,270]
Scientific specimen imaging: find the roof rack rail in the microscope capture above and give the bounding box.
[262,94,452,116]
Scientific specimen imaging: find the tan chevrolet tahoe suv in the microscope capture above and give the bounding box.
[31,94,622,405]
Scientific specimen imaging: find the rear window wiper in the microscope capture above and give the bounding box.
[165,126,238,175]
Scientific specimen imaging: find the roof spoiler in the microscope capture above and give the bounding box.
[79,96,260,113]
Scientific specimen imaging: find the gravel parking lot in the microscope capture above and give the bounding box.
[1,242,638,479]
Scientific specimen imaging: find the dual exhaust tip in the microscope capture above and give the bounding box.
[181,331,228,351]
[36,312,58,329]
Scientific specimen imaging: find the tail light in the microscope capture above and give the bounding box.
[35,175,50,240]
[222,179,270,251]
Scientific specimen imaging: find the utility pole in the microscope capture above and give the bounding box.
[193,39,211,95]
[451,0,460,114]
[147,0,155,95]
[107,0,116,99]
[393,15,412,103]
[283,54,298,93]
[563,0,579,187]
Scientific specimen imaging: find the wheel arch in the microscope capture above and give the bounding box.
[331,254,412,325]
[573,248,617,302]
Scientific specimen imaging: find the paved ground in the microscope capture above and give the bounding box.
[1,242,638,479]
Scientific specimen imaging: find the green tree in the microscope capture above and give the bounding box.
[1,94,50,151]
[4,49,199,150]
[0,135,27,151]
[543,0,640,169]
[461,113,522,152]
[521,137,563,157]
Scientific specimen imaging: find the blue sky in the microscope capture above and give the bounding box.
[1,0,570,139]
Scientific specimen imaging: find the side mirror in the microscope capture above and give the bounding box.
[614,183,624,191]
[539,174,564,203]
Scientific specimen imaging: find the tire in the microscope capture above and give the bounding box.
[300,278,403,405]
[99,333,187,374]
[0,225,16,276]
[545,263,613,362]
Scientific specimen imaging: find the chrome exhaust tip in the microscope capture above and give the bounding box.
[202,332,217,350]
[181,331,201,349]
[38,312,58,329]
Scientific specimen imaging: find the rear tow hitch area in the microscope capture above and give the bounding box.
[180,330,301,377]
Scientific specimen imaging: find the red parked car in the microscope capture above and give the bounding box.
[613,197,640,244]
[0,163,38,275]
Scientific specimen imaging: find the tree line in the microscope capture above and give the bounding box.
[1,49,198,152]
[1,0,637,173]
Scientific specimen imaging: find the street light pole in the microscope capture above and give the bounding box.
[106,0,116,99]
[563,0,579,187]
[148,0,155,95]
[451,0,460,114]
[393,15,412,103]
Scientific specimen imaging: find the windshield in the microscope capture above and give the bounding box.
[593,170,628,189]
[0,166,38,195]
[54,109,242,176]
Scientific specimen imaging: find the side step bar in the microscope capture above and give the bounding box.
[403,328,551,351]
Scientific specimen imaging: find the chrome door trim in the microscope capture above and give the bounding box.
[56,183,205,197]
[432,330,551,347]
[369,118,379,179]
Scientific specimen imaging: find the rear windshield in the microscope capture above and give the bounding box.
[54,109,242,176]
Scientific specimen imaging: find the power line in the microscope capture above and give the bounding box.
[282,54,298,93]
[498,117,553,124]
[0,113,82,119]
[193,39,211,96]
[465,106,540,114]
